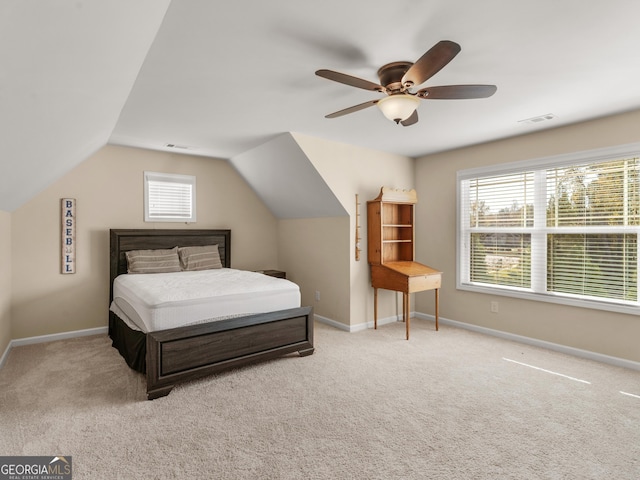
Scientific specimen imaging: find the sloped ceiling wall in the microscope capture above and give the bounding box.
[5,2,640,215]
[0,1,170,212]
[0,2,345,219]
[230,133,346,219]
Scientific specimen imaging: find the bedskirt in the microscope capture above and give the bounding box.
[109,312,147,373]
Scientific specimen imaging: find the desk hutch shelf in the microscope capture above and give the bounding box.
[367,187,441,339]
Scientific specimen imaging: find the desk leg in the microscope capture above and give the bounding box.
[373,288,378,330]
[405,293,410,340]
[435,288,439,331]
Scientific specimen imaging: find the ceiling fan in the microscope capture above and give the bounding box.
[315,40,497,126]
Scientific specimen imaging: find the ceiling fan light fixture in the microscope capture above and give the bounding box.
[377,94,420,124]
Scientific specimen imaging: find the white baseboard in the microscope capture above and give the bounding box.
[11,326,108,347]
[315,313,402,332]
[0,341,11,371]
[413,312,640,372]
[314,314,350,331]
[0,326,108,371]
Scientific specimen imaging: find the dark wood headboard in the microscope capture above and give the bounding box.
[109,229,231,301]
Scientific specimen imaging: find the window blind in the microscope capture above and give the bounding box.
[144,172,196,222]
[466,172,534,288]
[545,159,639,301]
[547,233,636,301]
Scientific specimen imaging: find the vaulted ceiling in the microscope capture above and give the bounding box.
[2,0,640,212]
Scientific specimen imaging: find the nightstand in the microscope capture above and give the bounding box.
[258,269,286,279]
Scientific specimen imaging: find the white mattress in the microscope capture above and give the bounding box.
[110,268,301,333]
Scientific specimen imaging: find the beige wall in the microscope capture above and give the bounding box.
[415,109,640,362]
[278,217,350,323]
[8,113,638,362]
[293,133,415,328]
[0,210,11,355]
[11,145,279,339]
[8,135,415,339]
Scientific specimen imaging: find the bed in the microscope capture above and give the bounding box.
[109,228,314,400]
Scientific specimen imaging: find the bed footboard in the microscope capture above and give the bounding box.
[145,306,314,400]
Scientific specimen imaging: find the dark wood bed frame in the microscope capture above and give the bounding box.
[109,229,314,400]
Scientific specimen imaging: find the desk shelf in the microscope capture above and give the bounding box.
[367,187,441,339]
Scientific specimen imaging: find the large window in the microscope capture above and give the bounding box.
[457,143,640,313]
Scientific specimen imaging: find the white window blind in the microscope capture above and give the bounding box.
[457,143,640,314]
[467,172,533,288]
[144,172,196,222]
[545,160,639,302]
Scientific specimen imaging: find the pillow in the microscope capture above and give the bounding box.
[125,247,181,274]
[178,244,223,271]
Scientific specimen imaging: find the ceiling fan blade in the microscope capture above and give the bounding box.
[402,40,461,87]
[316,69,385,92]
[416,84,497,99]
[401,110,418,127]
[325,99,379,118]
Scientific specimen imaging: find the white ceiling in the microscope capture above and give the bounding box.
[3,0,640,212]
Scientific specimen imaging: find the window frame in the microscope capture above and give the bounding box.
[144,171,197,223]
[456,142,640,315]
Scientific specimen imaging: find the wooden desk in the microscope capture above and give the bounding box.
[371,261,442,340]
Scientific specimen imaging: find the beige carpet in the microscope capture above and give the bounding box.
[1,320,639,479]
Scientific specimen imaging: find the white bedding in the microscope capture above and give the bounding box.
[109,268,301,333]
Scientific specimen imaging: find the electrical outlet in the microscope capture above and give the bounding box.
[315,291,320,302]
[490,301,499,313]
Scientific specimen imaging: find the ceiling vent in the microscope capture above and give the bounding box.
[518,113,556,125]
[164,143,191,150]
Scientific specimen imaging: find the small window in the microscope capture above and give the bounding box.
[144,171,196,222]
